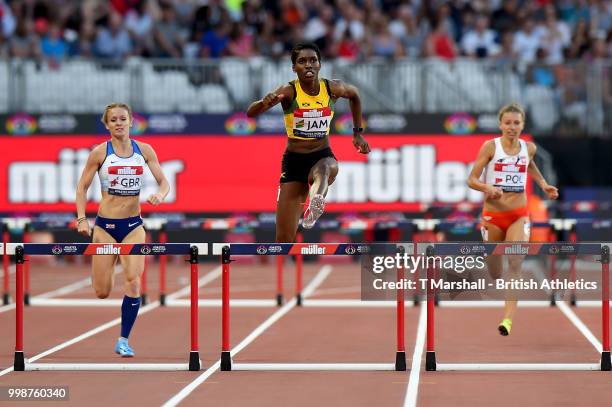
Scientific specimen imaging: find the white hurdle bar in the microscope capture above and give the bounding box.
[436,363,601,371]
[25,363,192,371]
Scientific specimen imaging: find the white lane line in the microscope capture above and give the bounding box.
[403,304,427,407]
[0,265,222,377]
[557,301,602,353]
[162,265,333,407]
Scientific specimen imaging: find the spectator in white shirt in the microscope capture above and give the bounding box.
[461,13,500,58]
[513,17,542,66]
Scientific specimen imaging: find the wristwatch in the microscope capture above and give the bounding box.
[353,127,364,133]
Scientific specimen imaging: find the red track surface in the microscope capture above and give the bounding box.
[1,257,610,406]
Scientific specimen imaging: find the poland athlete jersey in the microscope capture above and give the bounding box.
[98,140,146,196]
[483,137,529,193]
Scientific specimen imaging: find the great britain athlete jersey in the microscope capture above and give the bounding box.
[98,140,146,196]
[483,137,529,193]
[284,79,334,140]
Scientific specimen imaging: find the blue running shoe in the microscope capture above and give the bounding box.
[115,338,135,357]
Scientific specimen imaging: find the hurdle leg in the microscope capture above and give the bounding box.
[396,263,406,371]
[23,228,30,306]
[276,255,283,306]
[570,231,577,306]
[14,246,25,371]
[2,227,9,305]
[221,246,232,371]
[601,246,611,371]
[296,233,303,306]
[159,229,167,305]
[189,246,200,371]
[425,246,437,371]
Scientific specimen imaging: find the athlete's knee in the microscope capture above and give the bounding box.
[507,256,523,271]
[94,287,111,299]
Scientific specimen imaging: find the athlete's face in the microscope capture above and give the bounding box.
[105,107,132,139]
[499,112,524,139]
[292,49,320,83]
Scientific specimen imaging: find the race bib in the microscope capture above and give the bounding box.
[292,107,332,139]
[108,166,144,196]
[493,156,527,192]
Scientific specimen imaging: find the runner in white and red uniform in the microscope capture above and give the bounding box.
[468,102,559,336]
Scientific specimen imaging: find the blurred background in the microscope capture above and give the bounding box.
[0,0,610,247]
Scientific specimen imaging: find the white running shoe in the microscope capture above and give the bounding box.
[302,194,325,229]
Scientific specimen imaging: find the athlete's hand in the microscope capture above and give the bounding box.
[485,186,503,200]
[77,219,91,237]
[353,134,370,154]
[262,93,284,108]
[147,193,164,206]
[542,184,559,200]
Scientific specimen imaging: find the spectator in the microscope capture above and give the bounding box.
[77,19,97,57]
[491,0,519,34]
[333,27,360,61]
[494,30,518,68]
[424,18,458,60]
[1,0,16,39]
[567,17,590,59]
[513,17,542,67]
[95,11,133,59]
[461,13,500,58]
[152,1,188,58]
[201,20,231,58]
[125,0,155,56]
[389,4,427,58]
[333,1,365,43]
[226,21,254,58]
[303,4,334,55]
[41,22,68,68]
[9,19,41,59]
[536,5,571,64]
[367,15,404,59]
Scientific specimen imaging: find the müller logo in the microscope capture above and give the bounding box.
[504,244,529,255]
[301,244,326,255]
[96,244,122,255]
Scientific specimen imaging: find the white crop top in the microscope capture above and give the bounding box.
[483,137,529,193]
[98,140,146,196]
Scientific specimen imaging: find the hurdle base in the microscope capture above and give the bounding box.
[24,293,30,306]
[296,293,302,306]
[159,293,166,306]
[189,351,200,371]
[14,351,24,371]
[425,351,436,371]
[2,292,9,305]
[141,293,147,305]
[601,351,611,371]
[550,293,556,307]
[221,351,232,371]
[413,294,420,306]
[395,351,406,371]
[276,294,283,306]
[570,294,576,307]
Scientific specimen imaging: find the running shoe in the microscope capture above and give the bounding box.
[115,337,135,357]
[498,318,512,336]
[302,194,325,229]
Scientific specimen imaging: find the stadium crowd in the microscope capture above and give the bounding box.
[0,0,610,65]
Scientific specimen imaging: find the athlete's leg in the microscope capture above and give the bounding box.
[115,225,146,357]
[303,157,338,229]
[502,216,530,323]
[276,182,309,242]
[481,222,505,279]
[91,226,118,299]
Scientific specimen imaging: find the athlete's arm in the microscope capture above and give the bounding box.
[75,144,104,236]
[527,142,559,200]
[467,140,502,199]
[138,142,169,205]
[329,79,370,154]
[246,84,294,117]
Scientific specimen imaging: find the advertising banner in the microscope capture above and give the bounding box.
[0,135,524,213]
